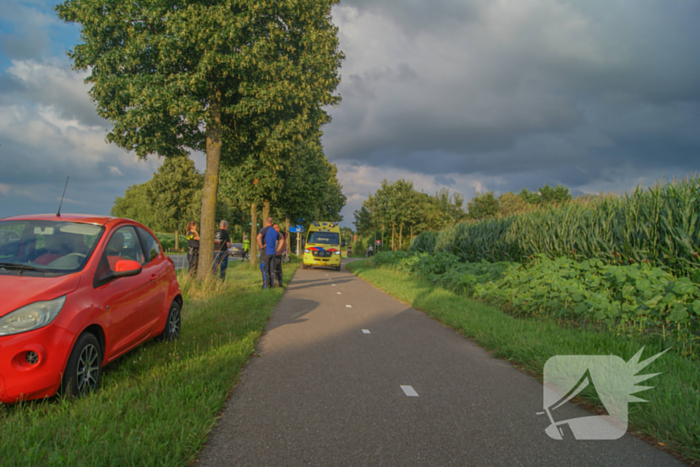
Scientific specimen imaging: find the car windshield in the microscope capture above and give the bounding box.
[0,220,104,276]
[307,232,340,245]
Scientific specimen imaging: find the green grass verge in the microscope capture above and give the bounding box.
[346,259,700,463]
[0,259,300,466]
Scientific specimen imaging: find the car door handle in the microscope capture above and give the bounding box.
[150,274,157,281]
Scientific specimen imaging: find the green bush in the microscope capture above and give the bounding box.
[432,178,700,278]
[372,251,700,357]
[155,232,187,251]
[409,231,439,253]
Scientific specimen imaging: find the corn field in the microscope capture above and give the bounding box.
[413,177,700,279]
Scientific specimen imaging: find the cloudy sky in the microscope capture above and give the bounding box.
[1,0,699,227]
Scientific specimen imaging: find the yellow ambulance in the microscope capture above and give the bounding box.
[302,221,342,271]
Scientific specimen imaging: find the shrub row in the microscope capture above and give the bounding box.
[373,251,700,357]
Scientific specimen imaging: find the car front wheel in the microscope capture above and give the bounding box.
[61,333,102,399]
[158,301,181,342]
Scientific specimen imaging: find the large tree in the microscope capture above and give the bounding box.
[467,191,499,219]
[149,156,203,249]
[57,0,343,279]
[354,180,468,248]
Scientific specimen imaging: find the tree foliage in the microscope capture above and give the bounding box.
[149,156,204,234]
[220,136,346,228]
[354,180,466,249]
[111,156,238,241]
[467,191,499,220]
[57,0,343,278]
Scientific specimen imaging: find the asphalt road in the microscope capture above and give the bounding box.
[196,259,681,466]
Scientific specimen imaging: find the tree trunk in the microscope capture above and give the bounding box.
[262,200,270,223]
[410,226,414,247]
[391,223,395,251]
[197,94,222,281]
[381,224,384,253]
[250,202,258,266]
[174,230,179,251]
[399,223,403,250]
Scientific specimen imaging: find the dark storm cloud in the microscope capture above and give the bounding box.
[325,0,700,196]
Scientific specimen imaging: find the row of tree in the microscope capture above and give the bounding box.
[353,180,574,250]
[467,185,572,219]
[58,0,345,278]
[111,148,345,248]
[353,179,468,250]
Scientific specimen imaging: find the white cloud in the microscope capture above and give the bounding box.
[0,59,162,217]
[0,183,9,195]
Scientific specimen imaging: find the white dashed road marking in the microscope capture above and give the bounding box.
[337,292,341,295]
[401,386,419,397]
[362,329,371,334]
[346,305,352,308]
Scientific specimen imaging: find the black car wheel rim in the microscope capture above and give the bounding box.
[76,343,100,395]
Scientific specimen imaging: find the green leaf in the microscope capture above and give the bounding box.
[672,279,695,295]
[669,304,689,322]
[644,294,664,308]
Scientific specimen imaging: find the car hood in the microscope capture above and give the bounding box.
[0,273,82,318]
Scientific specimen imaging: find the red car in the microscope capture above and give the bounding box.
[0,214,182,403]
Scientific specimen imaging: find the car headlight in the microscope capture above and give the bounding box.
[304,249,310,253]
[0,296,66,337]
[334,251,341,255]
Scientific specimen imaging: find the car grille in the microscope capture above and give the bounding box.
[312,250,332,258]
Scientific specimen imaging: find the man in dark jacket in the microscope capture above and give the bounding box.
[213,220,231,280]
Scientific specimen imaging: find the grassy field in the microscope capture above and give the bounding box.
[0,260,300,466]
[346,259,700,463]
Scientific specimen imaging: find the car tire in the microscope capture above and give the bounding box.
[157,301,181,342]
[61,333,102,400]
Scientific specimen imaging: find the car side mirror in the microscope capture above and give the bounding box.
[113,260,142,278]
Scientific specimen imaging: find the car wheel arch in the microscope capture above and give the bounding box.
[81,324,106,365]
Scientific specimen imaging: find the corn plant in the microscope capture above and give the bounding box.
[431,177,700,278]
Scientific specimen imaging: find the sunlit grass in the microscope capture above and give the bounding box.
[0,259,300,466]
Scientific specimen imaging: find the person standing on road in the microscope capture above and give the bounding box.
[273,224,284,287]
[242,234,250,261]
[213,220,231,280]
[186,221,200,275]
[257,218,285,289]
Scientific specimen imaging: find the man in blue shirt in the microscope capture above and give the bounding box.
[257,217,285,289]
